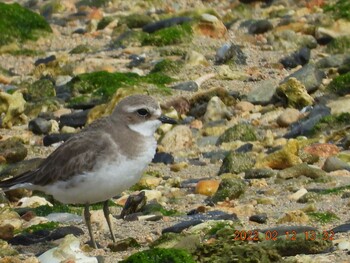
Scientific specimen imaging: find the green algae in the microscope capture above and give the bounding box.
[142,23,193,47]
[315,184,350,195]
[20,222,59,234]
[0,3,52,46]
[324,0,350,20]
[326,36,350,54]
[307,211,339,224]
[68,71,173,103]
[121,248,196,263]
[327,72,350,95]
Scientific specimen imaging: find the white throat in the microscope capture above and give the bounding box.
[128,119,161,137]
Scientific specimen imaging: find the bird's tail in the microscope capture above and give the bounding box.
[0,170,36,191]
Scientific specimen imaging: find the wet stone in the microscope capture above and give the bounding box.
[0,137,27,164]
[331,223,350,233]
[28,117,52,135]
[43,133,73,146]
[248,19,273,34]
[59,110,89,128]
[249,213,267,224]
[280,47,310,69]
[152,152,174,164]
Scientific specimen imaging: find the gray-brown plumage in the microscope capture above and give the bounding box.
[0,94,176,248]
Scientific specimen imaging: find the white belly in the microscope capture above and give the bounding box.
[41,142,156,204]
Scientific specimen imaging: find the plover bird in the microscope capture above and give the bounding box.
[0,94,176,248]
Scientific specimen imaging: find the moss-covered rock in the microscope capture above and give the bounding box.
[24,98,61,119]
[326,35,350,54]
[219,152,255,175]
[0,91,26,128]
[212,178,246,202]
[0,3,52,46]
[151,59,183,75]
[142,23,193,47]
[277,163,327,180]
[0,137,27,164]
[327,72,350,96]
[120,248,196,263]
[256,139,302,169]
[216,124,257,145]
[26,79,56,101]
[276,77,314,109]
[69,44,94,54]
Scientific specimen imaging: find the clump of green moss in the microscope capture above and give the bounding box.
[327,72,350,95]
[142,23,193,47]
[32,204,74,216]
[0,3,52,46]
[68,71,173,102]
[324,0,350,20]
[326,36,350,54]
[151,59,183,75]
[316,184,350,195]
[121,248,196,263]
[307,211,339,224]
[20,222,59,234]
[312,113,350,134]
[141,202,182,216]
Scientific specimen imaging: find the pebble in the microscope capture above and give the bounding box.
[152,152,174,164]
[28,117,52,135]
[248,19,273,34]
[59,110,89,128]
[276,108,301,127]
[249,213,267,224]
[288,188,308,201]
[195,180,220,196]
[160,125,193,152]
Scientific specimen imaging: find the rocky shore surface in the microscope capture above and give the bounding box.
[0,0,350,262]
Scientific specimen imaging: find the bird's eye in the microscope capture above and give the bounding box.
[137,108,149,116]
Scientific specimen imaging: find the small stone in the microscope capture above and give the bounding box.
[235,101,254,112]
[322,156,350,172]
[171,81,199,92]
[28,117,52,135]
[0,91,26,128]
[108,237,140,252]
[277,108,301,127]
[138,175,162,189]
[288,188,308,201]
[215,43,247,65]
[152,152,174,164]
[59,110,89,128]
[195,180,220,196]
[170,162,188,172]
[60,125,77,134]
[194,14,227,39]
[160,125,193,152]
[280,47,311,69]
[216,123,257,145]
[247,79,277,105]
[17,196,53,208]
[248,19,273,34]
[186,51,209,66]
[203,96,232,123]
[244,168,276,179]
[249,213,267,224]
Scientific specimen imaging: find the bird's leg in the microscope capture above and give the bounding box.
[84,204,97,249]
[103,200,116,243]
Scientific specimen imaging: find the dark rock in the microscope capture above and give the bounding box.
[55,84,71,102]
[0,137,27,164]
[235,143,253,153]
[28,117,52,135]
[284,104,331,138]
[249,213,267,224]
[72,28,86,34]
[245,168,276,179]
[34,55,56,66]
[316,54,350,68]
[120,191,146,219]
[171,81,199,92]
[281,64,325,93]
[162,220,203,234]
[280,47,310,69]
[152,152,174,164]
[127,54,145,68]
[59,110,89,128]
[331,223,350,233]
[202,150,229,161]
[248,19,273,34]
[215,43,247,65]
[43,133,73,146]
[142,17,192,33]
[9,226,83,245]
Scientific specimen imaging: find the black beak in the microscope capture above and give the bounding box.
[158,115,177,124]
